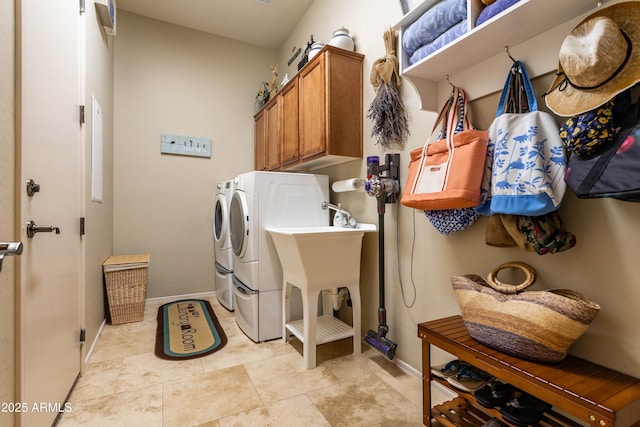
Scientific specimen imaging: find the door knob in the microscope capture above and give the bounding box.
[0,241,23,272]
[26,220,60,238]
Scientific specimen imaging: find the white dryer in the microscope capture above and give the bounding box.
[229,171,329,342]
[213,179,234,311]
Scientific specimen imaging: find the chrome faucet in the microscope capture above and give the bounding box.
[322,201,357,228]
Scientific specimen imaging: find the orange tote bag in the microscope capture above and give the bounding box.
[401,87,488,210]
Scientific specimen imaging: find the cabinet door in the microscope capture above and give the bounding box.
[253,109,266,171]
[299,53,326,160]
[280,78,299,168]
[326,50,363,158]
[264,98,280,170]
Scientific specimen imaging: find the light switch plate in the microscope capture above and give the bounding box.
[161,133,211,158]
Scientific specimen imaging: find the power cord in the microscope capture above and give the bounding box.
[395,201,416,308]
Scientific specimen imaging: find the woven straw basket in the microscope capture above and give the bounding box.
[103,254,150,325]
[451,262,600,363]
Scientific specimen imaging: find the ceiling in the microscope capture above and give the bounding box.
[116,0,316,49]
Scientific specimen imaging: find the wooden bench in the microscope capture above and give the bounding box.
[418,316,640,426]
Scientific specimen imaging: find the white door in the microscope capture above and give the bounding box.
[18,1,83,426]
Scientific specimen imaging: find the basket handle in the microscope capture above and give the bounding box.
[486,262,537,294]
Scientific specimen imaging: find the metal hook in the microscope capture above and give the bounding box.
[445,74,455,89]
[504,45,517,63]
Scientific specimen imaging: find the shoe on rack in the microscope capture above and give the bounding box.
[430,359,470,380]
[447,365,493,392]
[475,379,519,408]
[499,391,552,426]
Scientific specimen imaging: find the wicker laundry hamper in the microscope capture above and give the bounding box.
[103,254,150,325]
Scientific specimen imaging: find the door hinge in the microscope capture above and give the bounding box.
[80,329,86,343]
[80,217,85,235]
[79,105,85,124]
[80,0,85,13]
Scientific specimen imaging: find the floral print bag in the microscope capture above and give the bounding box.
[565,89,640,201]
[477,61,566,216]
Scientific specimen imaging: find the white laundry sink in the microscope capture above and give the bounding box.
[266,224,377,293]
[266,223,377,369]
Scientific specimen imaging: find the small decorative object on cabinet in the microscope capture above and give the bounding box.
[418,316,640,426]
[254,45,363,171]
[297,34,315,71]
[308,42,324,61]
[267,63,279,100]
[254,81,270,112]
[328,27,355,51]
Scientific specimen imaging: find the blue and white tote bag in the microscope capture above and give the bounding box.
[478,61,566,216]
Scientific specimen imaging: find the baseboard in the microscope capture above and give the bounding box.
[145,291,216,305]
[393,354,422,381]
[364,341,422,381]
[84,317,107,367]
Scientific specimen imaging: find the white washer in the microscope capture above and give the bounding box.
[213,179,234,311]
[229,171,329,342]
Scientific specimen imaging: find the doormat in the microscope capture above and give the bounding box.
[155,299,227,360]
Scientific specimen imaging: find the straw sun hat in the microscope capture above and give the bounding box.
[545,1,640,117]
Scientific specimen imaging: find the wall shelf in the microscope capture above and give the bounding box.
[393,0,600,111]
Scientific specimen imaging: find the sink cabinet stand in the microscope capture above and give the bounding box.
[283,281,361,370]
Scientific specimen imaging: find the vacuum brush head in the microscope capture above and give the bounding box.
[364,330,397,360]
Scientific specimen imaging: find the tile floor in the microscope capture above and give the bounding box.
[57,296,435,426]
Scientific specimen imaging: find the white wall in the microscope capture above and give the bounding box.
[114,12,276,297]
[83,0,116,361]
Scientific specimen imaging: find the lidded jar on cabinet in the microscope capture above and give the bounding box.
[308,42,324,60]
[328,27,354,51]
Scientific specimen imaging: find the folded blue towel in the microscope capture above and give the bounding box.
[402,0,467,57]
[409,20,468,65]
[476,0,522,26]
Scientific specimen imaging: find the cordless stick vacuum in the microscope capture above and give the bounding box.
[363,153,400,360]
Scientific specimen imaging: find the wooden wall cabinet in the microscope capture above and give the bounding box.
[280,77,299,169]
[253,96,280,171]
[254,45,363,171]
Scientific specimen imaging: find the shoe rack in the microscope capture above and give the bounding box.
[418,316,640,426]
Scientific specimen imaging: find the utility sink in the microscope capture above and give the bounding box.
[266,223,377,369]
[266,224,377,292]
